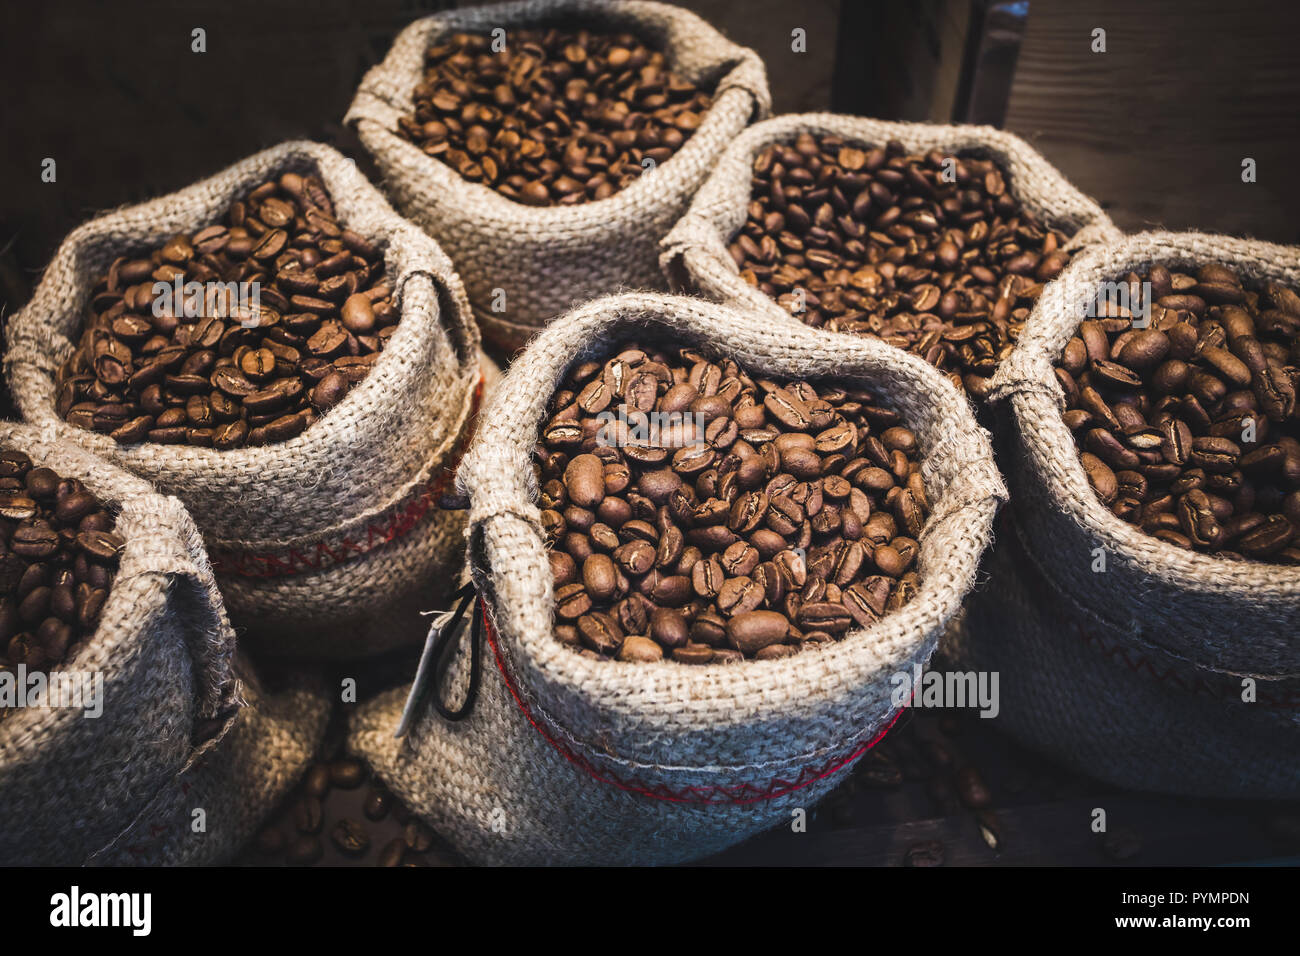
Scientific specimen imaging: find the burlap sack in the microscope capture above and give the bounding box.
[5,141,487,659]
[660,112,1121,370]
[345,0,771,353]
[0,423,239,865]
[948,231,1300,799]
[90,660,329,866]
[351,292,1006,865]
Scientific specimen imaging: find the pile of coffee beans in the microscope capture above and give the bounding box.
[537,342,930,664]
[398,27,713,205]
[1058,264,1300,562]
[728,134,1071,399]
[54,173,396,449]
[0,451,122,685]
[247,753,459,867]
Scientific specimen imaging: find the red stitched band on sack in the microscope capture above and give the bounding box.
[481,602,905,805]
[210,376,484,579]
[1002,511,1300,711]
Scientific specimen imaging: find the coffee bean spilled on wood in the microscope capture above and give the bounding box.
[398,26,713,205]
[1058,264,1300,562]
[54,172,396,449]
[728,134,1072,400]
[248,753,460,867]
[0,451,122,697]
[537,343,931,664]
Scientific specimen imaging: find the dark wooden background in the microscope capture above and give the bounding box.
[3,0,1299,317]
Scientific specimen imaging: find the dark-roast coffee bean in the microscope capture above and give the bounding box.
[1058,264,1300,562]
[248,753,461,867]
[0,451,122,686]
[728,134,1071,399]
[54,173,396,449]
[537,343,931,664]
[398,26,713,205]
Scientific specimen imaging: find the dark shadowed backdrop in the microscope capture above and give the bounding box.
[2,0,1298,328]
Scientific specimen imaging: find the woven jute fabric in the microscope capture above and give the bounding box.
[0,423,240,865]
[950,231,1300,798]
[660,113,1120,349]
[351,292,1006,865]
[91,660,329,866]
[5,141,486,659]
[345,0,771,353]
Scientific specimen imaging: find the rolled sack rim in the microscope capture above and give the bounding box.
[344,1,770,231]
[5,140,480,488]
[456,293,1004,773]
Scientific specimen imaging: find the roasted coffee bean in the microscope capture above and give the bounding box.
[1080,452,1118,504]
[400,28,713,204]
[672,643,715,664]
[554,582,592,619]
[613,539,655,575]
[55,173,393,449]
[1057,264,1300,560]
[616,635,664,662]
[294,796,324,834]
[11,526,59,560]
[1238,514,1294,556]
[1178,489,1223,549]
[0,455,121,681]
[577,612,622,654]
[650,607,689,648]
[564,454,606,508]
[77,530,124,561]
[716,576,762,616]
[303,764,331,798]
[729,134,1071,398]
[329,758,367,789]
[404,821,435,853]
[330,818,371,856]
[691,554,724,598]
[726,610,789,655]
[240,733,461,867]
[539,342,929,662]
[582,553,619,602]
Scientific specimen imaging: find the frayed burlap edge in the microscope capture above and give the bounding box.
[89,660,329,866]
